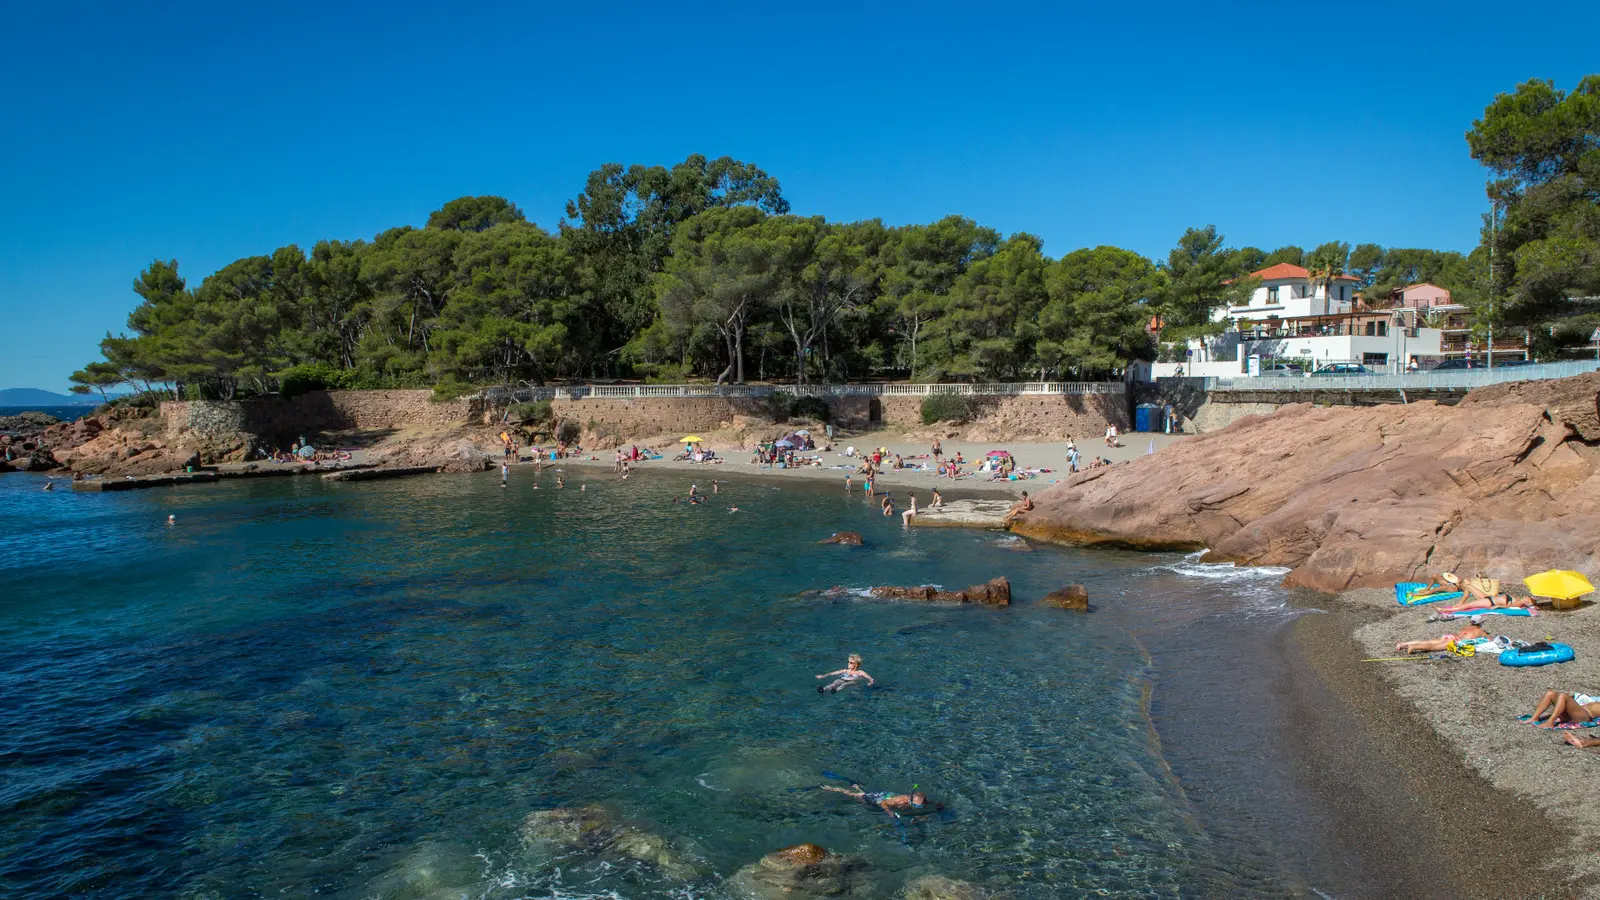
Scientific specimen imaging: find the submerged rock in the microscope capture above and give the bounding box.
[902,874,997,899]
[818,531,864,545]
[519,804,701,880]
[1039,583,1089,610]
[362,840,482,900]
[727,843,872,899]
[870,576,1010,606]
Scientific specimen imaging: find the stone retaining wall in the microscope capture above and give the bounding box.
[160,388,1131,452]
[162,390,478,448]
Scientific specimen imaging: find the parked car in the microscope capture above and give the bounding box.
[1430,358,1477,370]
[1259,362,1304,376]
[1310,363,1372,376]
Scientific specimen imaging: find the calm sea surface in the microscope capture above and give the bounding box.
[0,405,91,422]
[0,468,1370,898]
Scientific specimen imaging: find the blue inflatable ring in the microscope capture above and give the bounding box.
[1499,643,1575,667]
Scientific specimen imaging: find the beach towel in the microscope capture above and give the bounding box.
[1437,607,1535,618]
[1395,582,1464,606]
[1518,715,1600,729]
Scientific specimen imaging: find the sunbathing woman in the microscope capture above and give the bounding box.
[1436,591,1536,614]
[1394,616,1487,654]
[1407,572,1463,600]
[1524,690,1600,729]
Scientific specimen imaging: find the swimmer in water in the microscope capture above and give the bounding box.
[43,480,55,491]
[556,476,565,489]
[820,784,928,819]
[166,514,176,526]
[689,484,699,500]
[712,480,719,494]
[816,654,875,693]
[880,494,894,517]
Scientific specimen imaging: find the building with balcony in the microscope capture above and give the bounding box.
[1151,267,1449,377]
[1209,262,1362,323]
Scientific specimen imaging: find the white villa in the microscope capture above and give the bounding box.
[1149,263,1448,377]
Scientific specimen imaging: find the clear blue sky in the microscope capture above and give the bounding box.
[1,1,1593,391]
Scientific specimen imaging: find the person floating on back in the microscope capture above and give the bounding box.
[821,783,928,819]
[817,654,875,693]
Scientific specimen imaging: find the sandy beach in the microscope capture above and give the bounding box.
[543,432,1190,498]
[1333,587,1600,895]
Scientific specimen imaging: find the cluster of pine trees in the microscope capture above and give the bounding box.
[72,76,1598,400]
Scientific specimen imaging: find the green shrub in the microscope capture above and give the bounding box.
[789,395,830,423]
[511,400,554,425]
[430,377,476,402]
[276,362,351,398]
[761,390,794,423]
[920,393,972,425]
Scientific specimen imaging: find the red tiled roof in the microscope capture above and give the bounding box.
[1248,262,1360,282]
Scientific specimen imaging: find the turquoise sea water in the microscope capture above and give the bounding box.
[1,468,1364,899]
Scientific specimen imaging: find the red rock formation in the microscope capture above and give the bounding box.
[870,576,1011,605]
[1040,584,1089,610]
[1012,372,1600,592]
[818,531,865,545]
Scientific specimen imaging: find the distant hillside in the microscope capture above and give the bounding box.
[0,388,100,406]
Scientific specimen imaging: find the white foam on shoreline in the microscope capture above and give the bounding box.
[1155,550,1292,582]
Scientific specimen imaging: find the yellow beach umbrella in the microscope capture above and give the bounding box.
[680,435,705,444]
[1524,570,1595,601]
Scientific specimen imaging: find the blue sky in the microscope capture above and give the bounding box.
[1,1,1593,391]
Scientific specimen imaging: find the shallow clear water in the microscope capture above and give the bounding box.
[1,468,1345,899]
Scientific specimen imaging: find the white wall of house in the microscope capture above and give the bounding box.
[1152,360,1248,378]
[1211,278,1358,322]
[1242,328,1444,369]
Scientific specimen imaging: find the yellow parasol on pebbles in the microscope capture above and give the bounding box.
[680,435,705,443]
[1524,570,1595,601]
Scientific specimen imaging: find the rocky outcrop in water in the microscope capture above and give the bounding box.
[519,804,701,880]
[901,874,1000,899]
[819,531,864,545]
[727,844,872,899]
[870,576,1011,605]
[1012,372,1600,592]
[1039,583,1089,610]
[367,435,494,473]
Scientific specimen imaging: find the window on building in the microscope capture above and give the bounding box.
[1364,321,1376,336]
[1267,286,1279,302]
[1378,321,1388,336]
[1363,353,1389,367]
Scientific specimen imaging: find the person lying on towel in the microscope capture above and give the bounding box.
[1525,691,1600,730]
[1394,616,1488,654]
[1408,572,1463,600]
[1438,589,1536,613]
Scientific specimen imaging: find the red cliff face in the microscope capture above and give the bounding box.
[1012,372,1600,592]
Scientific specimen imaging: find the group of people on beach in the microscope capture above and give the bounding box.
[1393,571,1600,750]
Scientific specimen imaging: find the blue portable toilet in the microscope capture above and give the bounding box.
[1135,404,1160,432]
